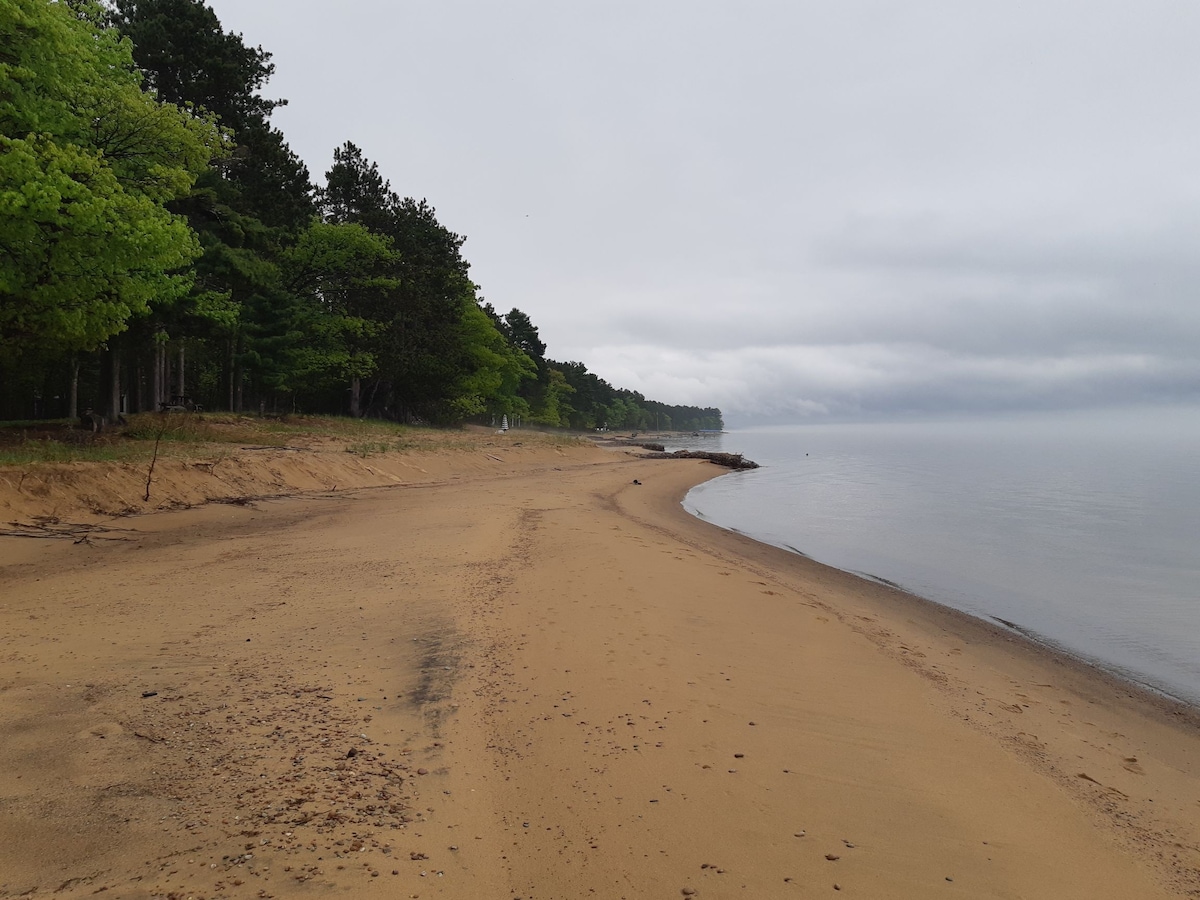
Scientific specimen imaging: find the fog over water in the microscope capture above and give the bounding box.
[673,407,1200,704]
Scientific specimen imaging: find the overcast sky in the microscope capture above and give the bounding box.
[205,0,1200,425]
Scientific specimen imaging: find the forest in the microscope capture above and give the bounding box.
[0,0,723,433]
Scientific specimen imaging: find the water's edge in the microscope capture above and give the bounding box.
[681,471,1200,713]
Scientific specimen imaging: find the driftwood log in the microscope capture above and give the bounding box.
[638,450,759,470]
[597,439,667,451]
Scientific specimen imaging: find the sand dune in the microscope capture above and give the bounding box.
[0,435,1197,898]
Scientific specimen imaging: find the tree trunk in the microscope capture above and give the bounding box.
[233,337,244,413]
[133,360,143,413]
[350,376,361,418]
[163,345,173,405]
[67,356,78,420]
[101,345,121,422]
[177,342,186,398]
[227,339,235,412]
[152,339,163,411]
[363,378,381,417]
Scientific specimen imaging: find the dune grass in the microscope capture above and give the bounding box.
[0,413,581,466]
[0,438,147,466]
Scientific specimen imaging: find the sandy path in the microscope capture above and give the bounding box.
[1,448,1197,898]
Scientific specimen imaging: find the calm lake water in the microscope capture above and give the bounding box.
[670,409,1200,705]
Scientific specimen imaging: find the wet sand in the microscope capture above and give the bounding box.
[1,440,1198,898]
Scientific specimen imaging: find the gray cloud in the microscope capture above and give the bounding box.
[207,0,1200,423]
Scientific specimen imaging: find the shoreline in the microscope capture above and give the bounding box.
[690,494,1200,720]
[663,465,1200,734]
[676,451,1200,720]
[1,443,1198,897]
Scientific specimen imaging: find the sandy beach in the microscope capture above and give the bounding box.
[1,433,1198,898]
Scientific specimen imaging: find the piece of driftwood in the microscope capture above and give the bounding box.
[638,450,759,470]
[594,439,667,451]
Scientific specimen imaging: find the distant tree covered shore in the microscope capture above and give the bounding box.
[0,0,722,433]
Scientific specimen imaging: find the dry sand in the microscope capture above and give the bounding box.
[1,433,1198,898]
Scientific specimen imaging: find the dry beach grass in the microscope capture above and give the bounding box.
[0,426,1197,898]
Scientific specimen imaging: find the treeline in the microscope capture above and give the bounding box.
[0,0,722,433]
[531,357,724,432]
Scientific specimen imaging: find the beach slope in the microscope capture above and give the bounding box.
[0,439,1197,898]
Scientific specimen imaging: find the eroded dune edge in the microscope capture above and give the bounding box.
[0,433,1197,899]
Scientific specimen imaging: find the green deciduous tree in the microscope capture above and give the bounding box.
[448,303,536,420]
[528,368,575,428]
[0,0,223,359]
